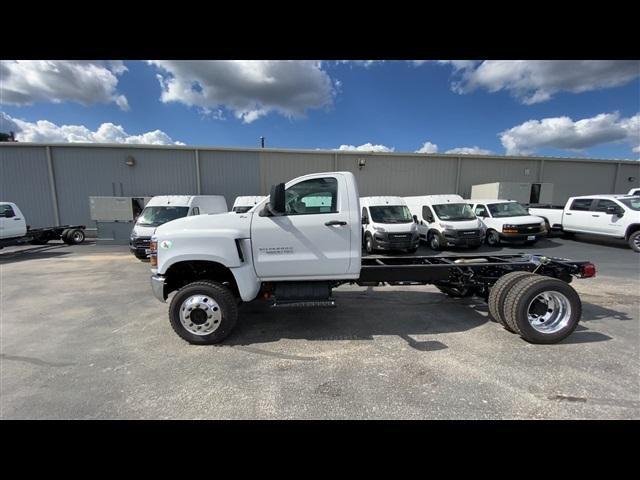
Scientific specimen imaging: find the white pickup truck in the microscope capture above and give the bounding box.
[0,202,86,248]
[149,171,596,345]
[529,194,640,252]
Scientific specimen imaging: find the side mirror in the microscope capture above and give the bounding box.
[412,215,418,224]
[606,205,624,216]
[267,182,286,216]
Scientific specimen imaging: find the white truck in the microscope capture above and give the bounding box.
[0,202,86,248]
[529,194,640,252]
[628,188,640,196]
[360,196,419,254]
[148,171,596,346]
[130,195,227,259]
[232,196,266,213]
[467,199,547,247]
[404,194,485,250]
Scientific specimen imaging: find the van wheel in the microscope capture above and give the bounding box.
[169,281,238,345]
[502,275,581,344]
[365,234,376,254]
[629,231,640,252]
[428,232,443,251]
[486,230,500,246]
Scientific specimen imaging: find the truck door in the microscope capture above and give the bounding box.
[563,198,596,233]
[251,175,352,279]
[0,203,25,239]
[590,199,625,236]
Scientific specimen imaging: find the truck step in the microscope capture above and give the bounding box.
[272,299,336,308]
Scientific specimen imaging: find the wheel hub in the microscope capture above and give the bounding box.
[179,295,222,336]
[527,291,571,334]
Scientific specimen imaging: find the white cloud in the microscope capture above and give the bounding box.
[1,112,183,145]
[445,146,493,155]
[149,60,335,123]
[416,141,438,153]
[438,60,640,104]
[337,143,394,152]
[500,112,640,156]
[0,60,129,110]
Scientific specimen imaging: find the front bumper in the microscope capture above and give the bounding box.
[130,236,152,256]
[442,229,484,246]
[374,232,420,250]
[151,274,167,302]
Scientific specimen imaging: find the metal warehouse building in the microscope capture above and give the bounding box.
[1,143,639,229]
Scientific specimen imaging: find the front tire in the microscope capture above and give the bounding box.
[169,281,238,344]
[428,232,443,251]
[502,275,581,344]
[365,234,376,254]
[486,229,501,247]
[628,230,640,252]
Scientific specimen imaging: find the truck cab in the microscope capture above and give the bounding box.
[130,195,228,259]
[360,196,419,254]
[232,196,266,213]
[467,199,547,246]
[404,195,485,250]
[0,202,27,240]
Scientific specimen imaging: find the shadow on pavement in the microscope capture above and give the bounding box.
[581,302,634,322]
[0,244,74,264]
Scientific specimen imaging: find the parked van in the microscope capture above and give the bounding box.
[232,196,266,213]
[360,196,419,254]
[404,195,484,250]
[467,199,547,246]
[130,195,227,259]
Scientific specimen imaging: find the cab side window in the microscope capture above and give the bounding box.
[569,199,593,211]
[285,177,338,215]
[593,199,617,212]
[422,206,434,222]
[475,205,488,217]
[0,204,15,217]
[362,207,369,223]
[190,207,200,216]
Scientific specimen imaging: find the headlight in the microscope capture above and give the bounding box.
[149,240,158,267]
[502,224,519,233]
[439,223,453,229]
[373,225,386,232]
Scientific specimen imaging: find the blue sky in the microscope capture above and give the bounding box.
[1,60,639,159]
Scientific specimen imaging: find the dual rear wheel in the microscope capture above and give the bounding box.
[488,272,581,344]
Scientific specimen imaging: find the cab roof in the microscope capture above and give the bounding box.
[571,194,638,200]
[465,199,519,204]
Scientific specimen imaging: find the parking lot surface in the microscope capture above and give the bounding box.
[1,234,638,419]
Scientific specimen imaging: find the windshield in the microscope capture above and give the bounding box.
[433,203,476,221]
[619,198,640,211]
[488,202,529,218]
[369,205,413,223]
[136,206,189,226]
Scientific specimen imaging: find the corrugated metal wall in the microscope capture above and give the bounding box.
[0,146,54,227]
[1,144,638,228]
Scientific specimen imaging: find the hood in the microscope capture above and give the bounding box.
[154,211,251,239]
[374,222,417,233]
[439,218,483,230]
[492,214,545,225]
[132,224,156,238]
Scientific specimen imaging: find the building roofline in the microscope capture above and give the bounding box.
[1,142,638,165]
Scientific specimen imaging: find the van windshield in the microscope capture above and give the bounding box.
[369,205,413,223]
[433,203,476,221]
[488,202,529,218]
[136,206,189,226]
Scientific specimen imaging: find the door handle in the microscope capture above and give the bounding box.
[13,217,21,220]
[325,220,347,226]
[592,214,600,217]
[565,213,572,215]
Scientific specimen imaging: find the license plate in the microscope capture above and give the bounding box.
[527,236,535,241]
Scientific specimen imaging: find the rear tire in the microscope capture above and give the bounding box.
[628,230,640,252]
[502,275,581,344]
[488,271,534,331]
[169,281,238,345]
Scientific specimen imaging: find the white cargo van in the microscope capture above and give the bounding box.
[232,196,266,213]
[467,199,547,246]
[360,196,419,253]
[130,195,227,259]
[404,194,485,250]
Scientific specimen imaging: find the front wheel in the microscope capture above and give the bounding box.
[629,231,640,252]
[428,232,443,251]
[486,229,501,247]
[365,234,376,254]
[168,281,238,344]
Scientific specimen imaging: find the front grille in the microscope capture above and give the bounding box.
[459,229,481,237]
[389,234,411,240]
[516,224,542,234]
[133,237,151,248]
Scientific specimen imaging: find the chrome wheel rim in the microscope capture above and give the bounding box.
[430,236,438,249]
[527,291,571,334]
[634,235,640,248]
[179,295,222,336]
[72,231,84,242]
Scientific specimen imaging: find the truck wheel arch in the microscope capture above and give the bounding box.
[625,223,640,240]
[164,260,240,298]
